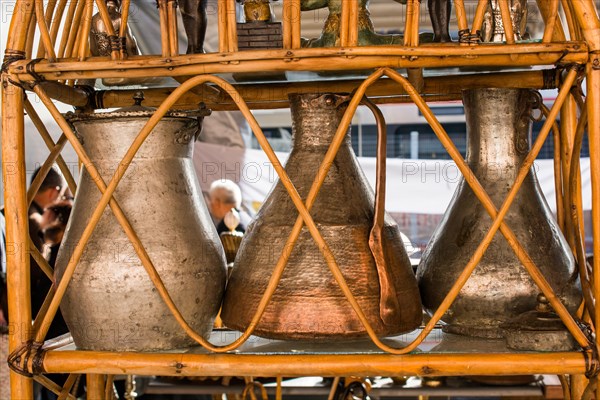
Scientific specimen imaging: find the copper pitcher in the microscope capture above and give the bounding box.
[221,93,422,340]
[417,88,581,338]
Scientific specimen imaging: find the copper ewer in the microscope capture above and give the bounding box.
[417,88,581,338]
[221,93,422,340]
[55,98,227,351]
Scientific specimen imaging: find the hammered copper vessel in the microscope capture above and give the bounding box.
[221,93,422,340]
[55,96,227,351]
[416,88,581,338]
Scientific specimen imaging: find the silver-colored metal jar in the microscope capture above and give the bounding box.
[55,103,227,351]
[417,88,581,338]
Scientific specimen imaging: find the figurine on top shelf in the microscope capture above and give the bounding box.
[88,0,150,87]
[482,0,529,42]
[181,0,208,54]
[90,0,140,57]
[301,0,402,47]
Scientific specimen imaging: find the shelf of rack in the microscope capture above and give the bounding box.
[2,0,600,398]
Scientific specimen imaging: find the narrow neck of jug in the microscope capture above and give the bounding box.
[462,88,535,173]
[289,93,351,148]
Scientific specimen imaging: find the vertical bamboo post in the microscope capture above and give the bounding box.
[25,11,37,58]
[78,0,94,61]
[157,0,171,57]
[539,0,561,43]
[48,0,68,48]
[571,374,587,399]
[470,0,488,39]
[120,0,131,59]
[2,81,33,399]
[560,93,578,250]
[226,0,238,52]
[283,0,293,48]
[291,0,301,48]
[218,0,228,52]
[35,0,58,60]
[340,0,350,46]
[5,0,35,54]
[58,0,79,58]
[568,0,600,396]
[560,0,578,40]
[87,374,106,400]
[167,0,180,55]
[64,0,86,59]
[454,0,469,41]
[348,0,359,46]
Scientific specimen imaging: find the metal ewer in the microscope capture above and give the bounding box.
[221,92,422,340]
[416,88,581,339]
[55,95,227,351]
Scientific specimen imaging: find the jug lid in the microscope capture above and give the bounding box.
[64,91,211,122]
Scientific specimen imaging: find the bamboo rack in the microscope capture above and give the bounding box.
[2,0,600,398]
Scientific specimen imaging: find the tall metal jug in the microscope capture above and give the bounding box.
[55,96,227,351]
[416,88,581,338]
[221,93,422,340]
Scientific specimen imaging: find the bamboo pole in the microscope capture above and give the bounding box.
[471,0,488,39]
[120,0,131,59]
[7,43,588,82]
[568,105,595,322]
[157,0,171,57]
[543,104,566,231]
[58,0,79,58]
[4,0,35,55]
[35,0,58,60]
[539,0,561,43]
[587,60,600,400]
[167,0,180,55]
[34,374,77,400]
[282,0,292,48]
[348,0,359,47]
[64,0,86,60]
[2,81,34,399]
[497,0,515,44]
[26,134,69,206]
[571,375,587,400]
[24,99,78,193]
[560,0,578,40]
[218,0,228,53]
[226,0,238,52]
[48,0,68,51]
[25,10,37,58]
[87,374,105,400]
[291,0,301,48]
[560,93,578,252]
[78,0,94,61]
[340,0,350,46]
[454,0,468,41]
[40,351,587,377]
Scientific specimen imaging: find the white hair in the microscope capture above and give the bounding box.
[209,179,242,209]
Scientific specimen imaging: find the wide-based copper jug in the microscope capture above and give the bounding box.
[417,88,581,338]
[221,93,422,340]
[55,101,227,351]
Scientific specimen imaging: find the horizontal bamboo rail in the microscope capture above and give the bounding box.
[5,43,588,82]
[39,351,587,377]
[88,70,557,111]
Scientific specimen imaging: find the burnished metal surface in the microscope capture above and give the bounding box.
[417,88,581,338]
[221,93,422,340]
[55,110,227,351]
